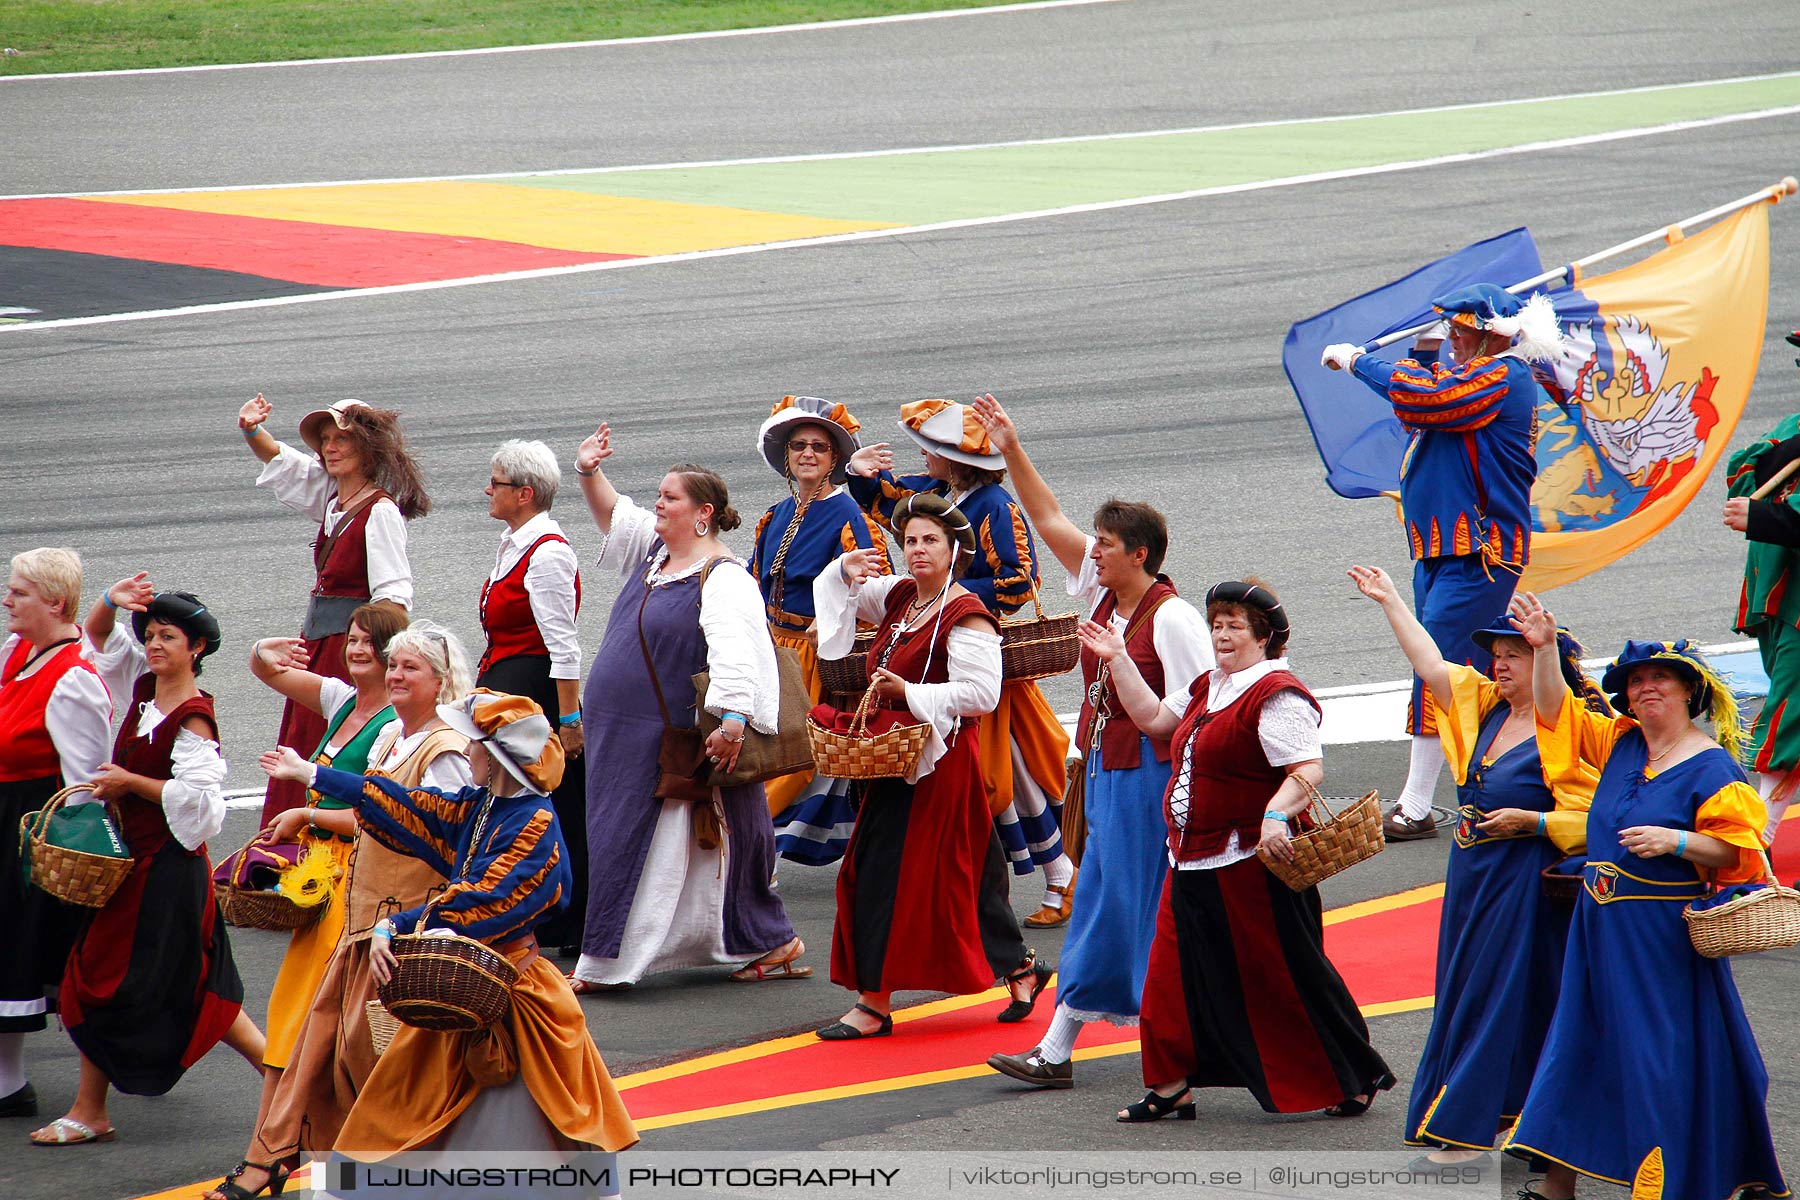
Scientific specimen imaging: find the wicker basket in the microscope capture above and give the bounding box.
[1259,785,1385,892]
[376,931,519,1032]
[1540,860,1582,911]
[806,689,931,780]
[366,1000,400,1057]
[816,629,877,696]
[1683,851,1800,958]
[998,587,1079,682]
[18,785,132,909]
[214,883,324,932]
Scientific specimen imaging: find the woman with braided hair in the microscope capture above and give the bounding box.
[750,397,891,866]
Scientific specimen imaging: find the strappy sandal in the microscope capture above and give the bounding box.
[29,1116,116,1145]
[1116,1088,1195,1123]
[205,1159,292,1199]
[730,937,814,982]
[1324,1092,1375,1117]
[816,1002,893,1040]
[997,954,1054,1023]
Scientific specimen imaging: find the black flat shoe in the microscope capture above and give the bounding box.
[816,1002,893,1041]
[1324,1092,1374,1117]
[997,960,1054,1023]
[0,1082,38,1118]
[1116,1088,1195,1123]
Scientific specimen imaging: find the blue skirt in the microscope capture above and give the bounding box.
[772,778,857,866]
[1055,738,1170,1021]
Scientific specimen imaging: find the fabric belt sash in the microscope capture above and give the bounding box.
[1451,804,1541,850]
[1582,860,1705,905]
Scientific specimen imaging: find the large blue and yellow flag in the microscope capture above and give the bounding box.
[1285,203,1772,590]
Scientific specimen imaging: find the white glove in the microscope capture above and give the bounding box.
[1321,343,1364,372]
[1417,320,1452,343]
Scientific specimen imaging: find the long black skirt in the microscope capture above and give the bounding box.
[1,775,85,1034]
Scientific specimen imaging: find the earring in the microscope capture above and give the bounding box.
[694,519,708,537]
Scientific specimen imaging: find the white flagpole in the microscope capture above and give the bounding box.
[1364,176,1798,352]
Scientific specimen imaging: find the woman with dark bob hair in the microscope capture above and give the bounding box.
[810,493,1042,1039]
[31,576,263,1145]
[239,393,428,824]
[567,424,805,990]
[1096,578,1392,1123]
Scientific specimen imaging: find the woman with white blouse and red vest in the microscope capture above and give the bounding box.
[478,439,586,955]
[971,398,1211,1089]
[0,549,112,1122]
[1098,579,1392,1124]
[239,394,429,825]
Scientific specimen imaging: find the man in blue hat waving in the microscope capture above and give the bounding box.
[1322,283,1561,840]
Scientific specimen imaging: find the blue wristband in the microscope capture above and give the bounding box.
[102,593,117,610]
[242,423,263,439]
[1675,830,1689,858]
[1537,812,1548,836]
[721,712,746,725]
[558,711,581,728]
[1263,810,1289,823]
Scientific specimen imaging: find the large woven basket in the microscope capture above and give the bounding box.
[214,883,323,932]
[816,629,877,696]
[998,587,1079,682]
[376,931,519,1032]
[1259,786,1384,892]
[806,689,931,780]
[1683,851,1800,958]
[365,1000,400,1057]
[18,785,132,909]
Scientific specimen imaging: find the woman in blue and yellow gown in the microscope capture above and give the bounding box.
[1502,597,1786,1200]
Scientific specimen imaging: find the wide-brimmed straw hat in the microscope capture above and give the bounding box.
[897,399,1004,470]
[132,591,222,659]
[757,396,861,483]
[298,399,374,454]
[436,689,565,794]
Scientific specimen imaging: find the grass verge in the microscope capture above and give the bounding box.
[0,0,1020,76]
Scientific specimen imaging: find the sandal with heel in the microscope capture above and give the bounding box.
[204,1159,291,1200]
[1116,1088,1196,1123]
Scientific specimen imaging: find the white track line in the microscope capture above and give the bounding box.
[10,102,1799,336]
[0,0,1120,83]
[8,68,1799,202]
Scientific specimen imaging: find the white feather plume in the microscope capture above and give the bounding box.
[1507,292,1564,363]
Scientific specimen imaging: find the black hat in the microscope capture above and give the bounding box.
[132,591,222,659]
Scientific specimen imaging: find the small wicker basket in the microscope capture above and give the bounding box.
[18,785,133,909]
[1683,850,1800,958]
[365,999,400,1057]
[998,587,1079,682]
[376,931,519,1032]
[816,629,877,696]
[214,883,324,932]
[1258,785,1385,892]
[806,688,931,780]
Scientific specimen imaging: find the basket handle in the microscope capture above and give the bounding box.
[848,686,878,739]
[29,784,108,846]
[1294,775,1327,823]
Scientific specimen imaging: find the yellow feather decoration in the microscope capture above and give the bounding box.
[275,842,341,910]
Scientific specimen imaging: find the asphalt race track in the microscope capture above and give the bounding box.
[4,2,1799,1197]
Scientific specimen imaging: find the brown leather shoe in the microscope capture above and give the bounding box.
[1023,867,1078,928]
[1383,811,1439,841]
[987,1049,1074,1089]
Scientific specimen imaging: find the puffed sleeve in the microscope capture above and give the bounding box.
[1536,684,1631,783]
[899,623,1002,783]
[311,763,471,878]
[847,468,940,534]
[419,747,475,793]
[522,536,582,680]
[697,560,780,734]
[46,666,113,786]
[1696,780,1773,885]
[254,440,331,521]
[393,801,571,942]
[594,495,658,578]
[161,727,228,850]
[814,560,905,658]
[971,501,1038,615]
[1149,597,1214,694]
[87,623,145,710]
[1255,688,1323,766]
[1427,664,1506,786]
[362,499,413,608]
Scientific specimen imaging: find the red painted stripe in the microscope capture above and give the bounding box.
[0,198,631,287]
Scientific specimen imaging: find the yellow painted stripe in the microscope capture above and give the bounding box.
[1322,882,1445,925]
[89,181,896,256]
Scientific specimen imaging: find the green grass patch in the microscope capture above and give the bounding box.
[0,0,1018,75]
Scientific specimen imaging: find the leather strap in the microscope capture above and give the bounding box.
[312,487,389,575]
[636,554,728,734]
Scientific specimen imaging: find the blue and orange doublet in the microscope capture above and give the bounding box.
[1351,350,1542,564]
[312,765,570,944]
[750,490,890,631]
[847,471,1040,614]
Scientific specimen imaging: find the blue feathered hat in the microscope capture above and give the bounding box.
[1430,283,1563,363]
[1600,640,1744,757]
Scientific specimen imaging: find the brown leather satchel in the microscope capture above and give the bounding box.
[692,644,815,788]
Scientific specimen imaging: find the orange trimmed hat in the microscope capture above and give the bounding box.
[436,688,565,794]
[757,396,862,483]
[897,398,1003,469]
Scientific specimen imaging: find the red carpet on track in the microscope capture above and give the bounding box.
[0,198,631,288]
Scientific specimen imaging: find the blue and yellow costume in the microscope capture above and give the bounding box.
[310,763,638,1155]
[1407,660,1591,1152]
[1503,646,1786,1200]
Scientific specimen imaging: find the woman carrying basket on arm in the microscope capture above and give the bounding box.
[1349,565,1598,1167]
[1095,579,1392,1124]
[0,549,112,1122]
[847,398,1075,926]
[751,396,891,865]
[970,397,1211,1089]
[238,393,428,825]
[1501,595,1786,1200]
[261,690,637,1158]
[810,494,1045,1040]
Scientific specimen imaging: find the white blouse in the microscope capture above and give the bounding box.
[1,633,112,786]
[814,564,1003,783]
[1066,536,1215,695]
[595,496,780,734]
[256,440,413,608]
[88,625,227,851]
[1160,657,1322,872]
[490,511,582,680]
[368,723,475,792]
